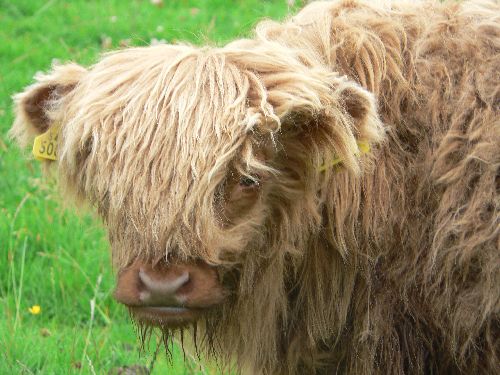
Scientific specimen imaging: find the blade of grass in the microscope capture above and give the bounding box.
[7,193,30,300]
[81,274,101,373]
[13,236,28,331]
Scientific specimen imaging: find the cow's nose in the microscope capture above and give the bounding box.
[113,260,225,310]
[137,267,190,306]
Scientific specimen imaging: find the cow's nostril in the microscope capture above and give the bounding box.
[137,268,190,305]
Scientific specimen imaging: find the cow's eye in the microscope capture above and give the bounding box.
[239,175,259,188]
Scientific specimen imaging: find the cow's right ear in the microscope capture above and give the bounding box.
[10,63,86,147]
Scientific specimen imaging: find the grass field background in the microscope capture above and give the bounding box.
[0,1,302,373]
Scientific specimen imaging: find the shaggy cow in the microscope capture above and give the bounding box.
[10,0,499,374]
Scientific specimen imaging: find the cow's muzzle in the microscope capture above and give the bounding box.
[113,259,226,327]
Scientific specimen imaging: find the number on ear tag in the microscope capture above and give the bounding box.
[32,125,59,161]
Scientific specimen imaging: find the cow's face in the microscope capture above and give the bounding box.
[11,44,381,329]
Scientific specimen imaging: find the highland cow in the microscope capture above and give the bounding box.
[10,0,500,374]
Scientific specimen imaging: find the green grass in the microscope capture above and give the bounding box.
[0,1,302,373]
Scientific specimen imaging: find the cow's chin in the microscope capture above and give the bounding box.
[129,306,204,328]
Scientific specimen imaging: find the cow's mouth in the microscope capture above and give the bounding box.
[129,305,202,326]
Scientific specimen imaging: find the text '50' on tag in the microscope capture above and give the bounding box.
[32,125,59,161]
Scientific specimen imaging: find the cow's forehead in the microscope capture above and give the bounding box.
[60,47,267,195]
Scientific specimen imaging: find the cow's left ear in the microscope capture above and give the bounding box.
[226,43,384,166]
[10,63,87,148]
[261,68,385,173]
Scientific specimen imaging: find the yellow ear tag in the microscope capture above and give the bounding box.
[32,125,59,161]
[357,140,370,155]
[318,141,371,172]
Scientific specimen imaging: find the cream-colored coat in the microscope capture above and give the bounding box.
[11,1,499,373]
